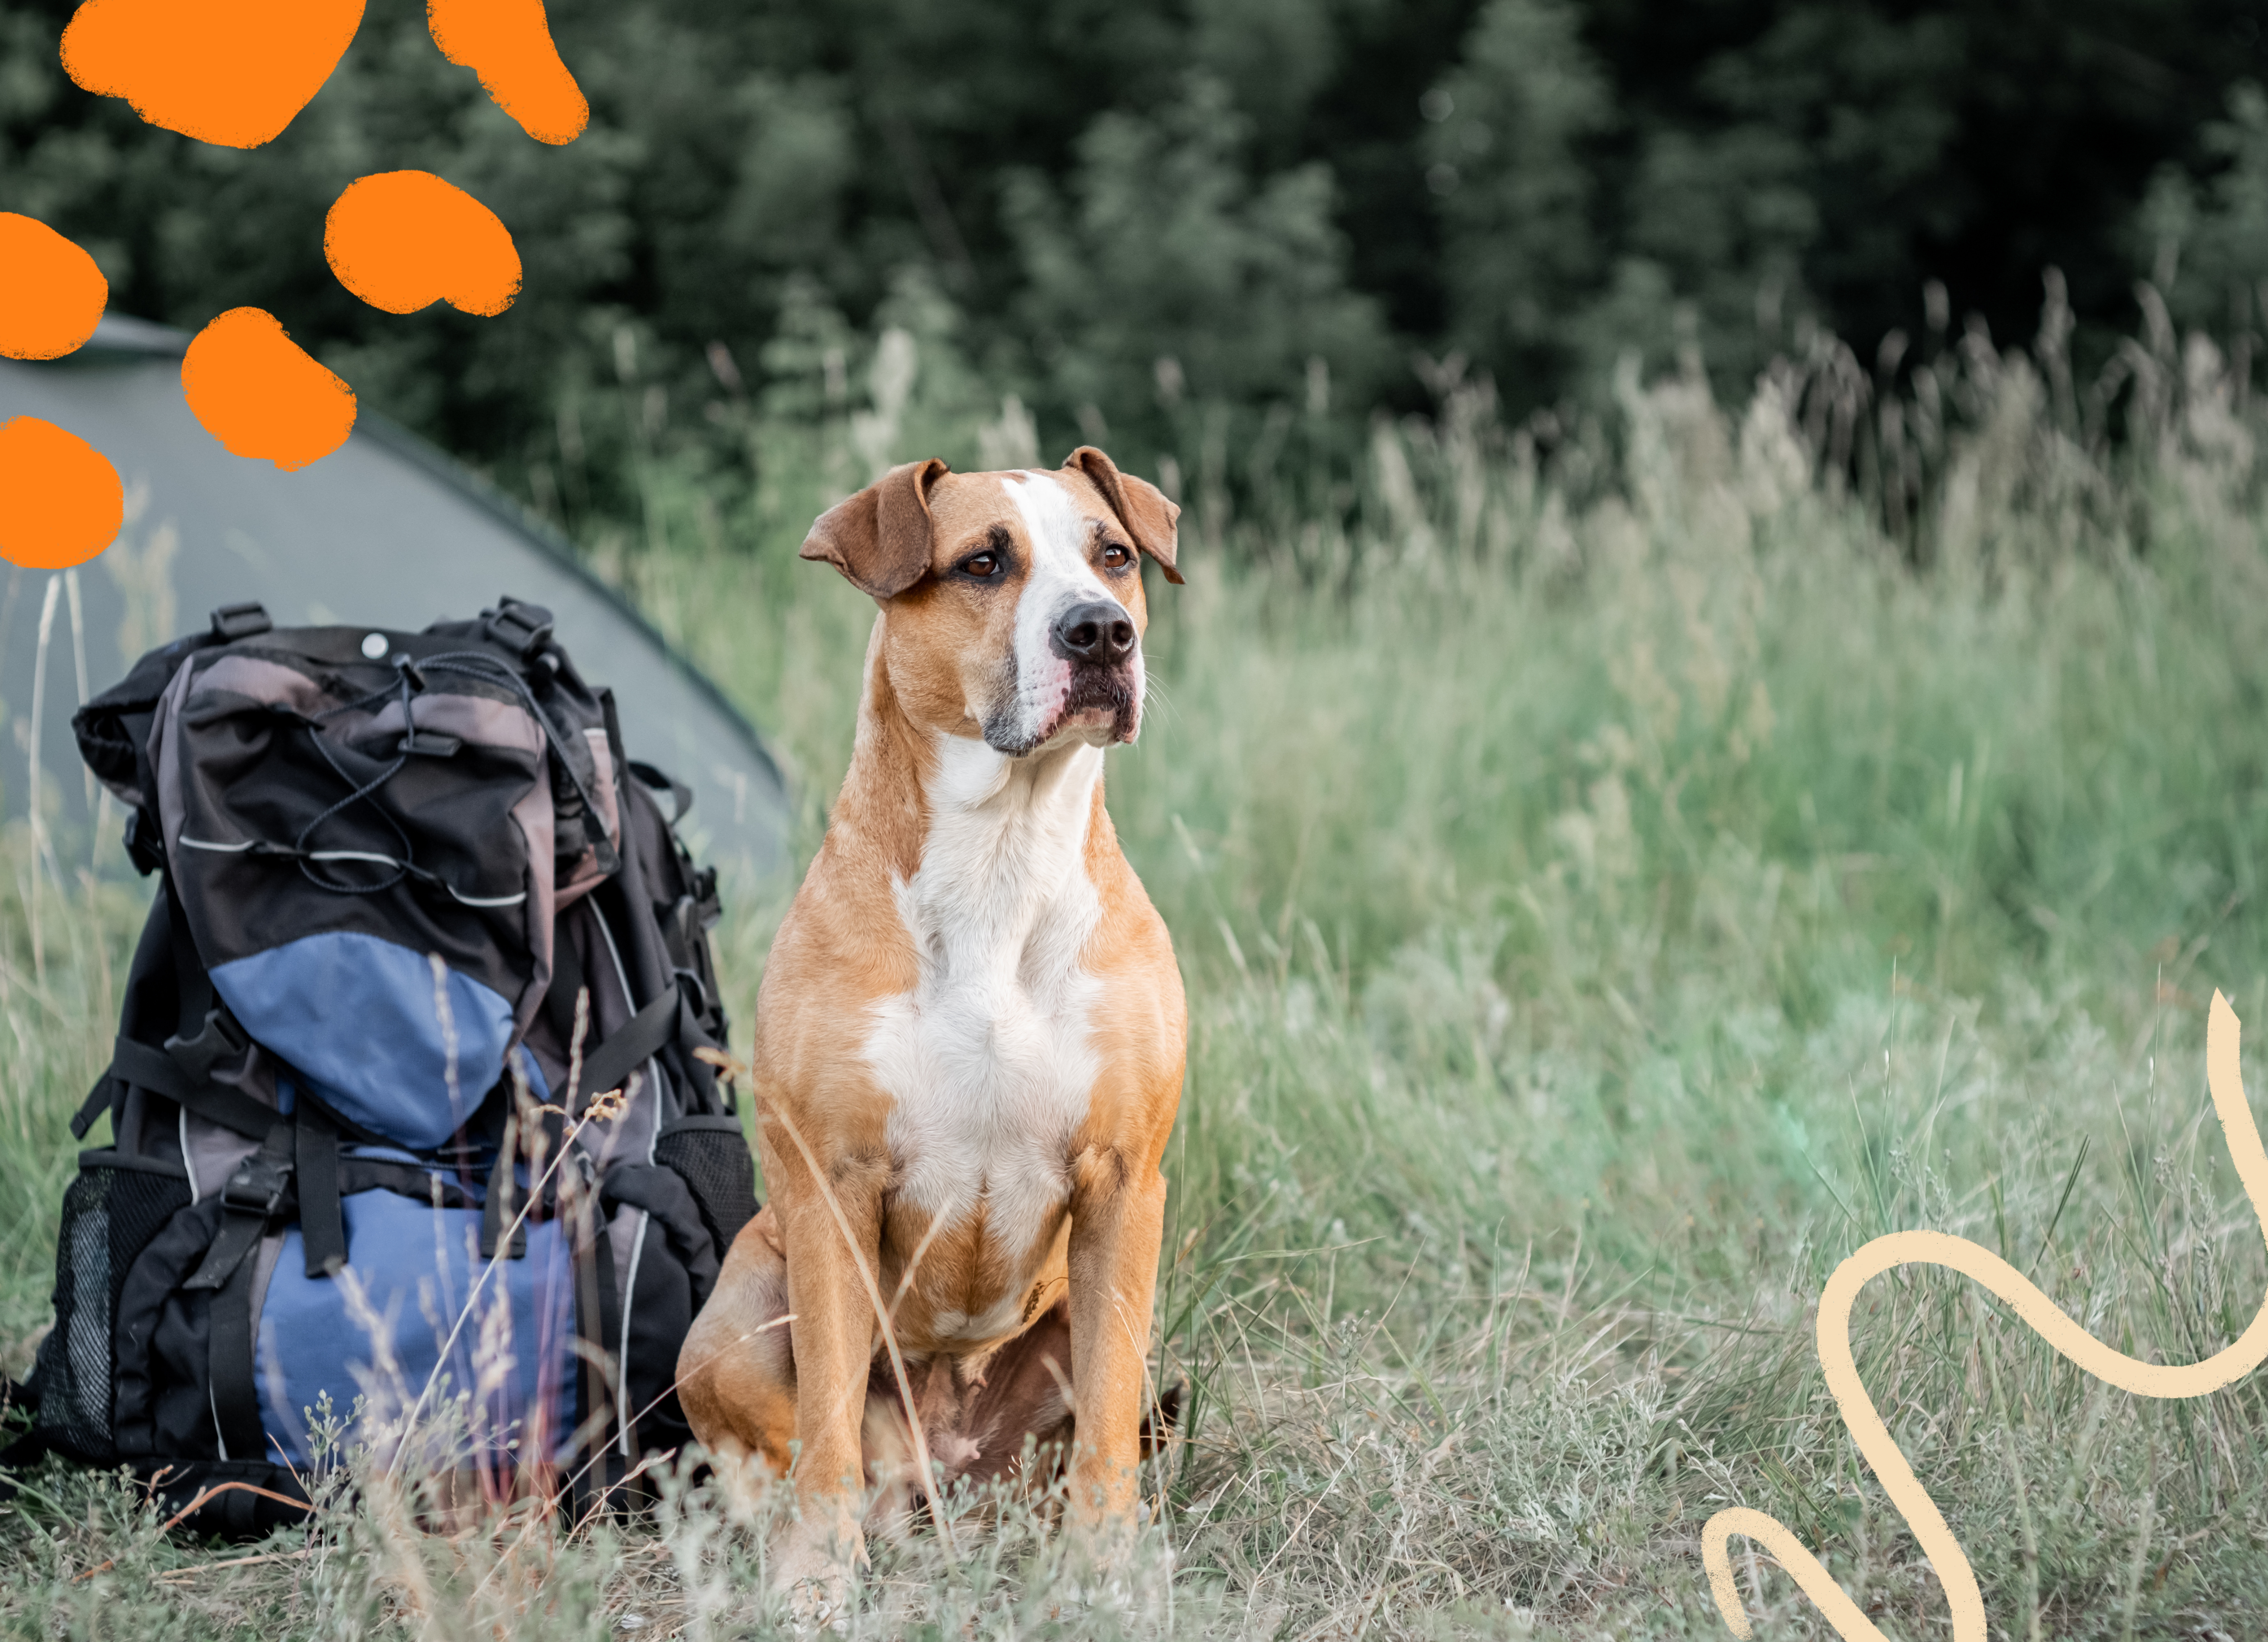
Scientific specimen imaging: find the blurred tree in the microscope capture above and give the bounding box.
[2140,82,2268,346]
[1423,0,1612,404]
[1004,73,1390,461]
[1570,0,2256,393]
[1191,0,1343,144]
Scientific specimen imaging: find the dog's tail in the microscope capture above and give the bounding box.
[1137,1381,1184,1461]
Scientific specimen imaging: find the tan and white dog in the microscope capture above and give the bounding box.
[678,447,1188,1606]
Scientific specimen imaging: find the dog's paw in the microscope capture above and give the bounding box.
[781,1575,851,1637]
[1047,1520,1169,1621]
[771,1519,861,1636]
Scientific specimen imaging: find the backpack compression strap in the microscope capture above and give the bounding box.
[183,1122,294,1463]
[295,1103,346,1278]
[572,987,688,1111]
[475,983,699,1263]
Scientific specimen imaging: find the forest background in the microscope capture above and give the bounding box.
[11,0,2268,525]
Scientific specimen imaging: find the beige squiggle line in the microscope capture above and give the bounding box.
[1703,989,2268,1641]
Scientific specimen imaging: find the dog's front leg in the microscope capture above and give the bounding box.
[772,1151,889,1618]
[1064,1146,1168,1530]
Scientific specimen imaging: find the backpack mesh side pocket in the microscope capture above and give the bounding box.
[29,1155,192,1464]
[652,1117,758,1263]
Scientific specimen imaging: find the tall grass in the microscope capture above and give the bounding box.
[8,293,2268,1637]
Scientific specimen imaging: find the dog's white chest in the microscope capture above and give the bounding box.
[862,739,1105,1328]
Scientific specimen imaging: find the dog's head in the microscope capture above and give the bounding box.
[800,446,1182,756]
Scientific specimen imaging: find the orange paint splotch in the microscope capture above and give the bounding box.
[0,419,125,569]
[0,214,108,360]
[426,0,588,145]
[182,308,357,472]
[324,171,522,317]
[60,0,365,149]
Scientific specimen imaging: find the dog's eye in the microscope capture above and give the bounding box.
[961,553,1000,578]
[1100,544,1131,568]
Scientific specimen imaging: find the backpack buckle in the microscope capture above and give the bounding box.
[220,1153,291,1218]
[164,1005,248,1081]
[209,602,273,642]
[124,805,165,876]
[485,598,556,659]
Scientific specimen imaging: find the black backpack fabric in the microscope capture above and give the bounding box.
[9,598,759,1536]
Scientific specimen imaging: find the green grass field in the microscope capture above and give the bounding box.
[6,339,2268,1639]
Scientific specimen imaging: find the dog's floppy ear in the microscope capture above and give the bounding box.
[1066,446,1183,585]
[800,458,951,598]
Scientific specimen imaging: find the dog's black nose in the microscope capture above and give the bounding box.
[1051,600,1135,663]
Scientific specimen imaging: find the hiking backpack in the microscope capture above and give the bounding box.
[11,597,760,1534]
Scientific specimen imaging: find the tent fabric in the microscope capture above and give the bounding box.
[0,317,788,879]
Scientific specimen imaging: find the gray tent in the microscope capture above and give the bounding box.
[0,316,788,882]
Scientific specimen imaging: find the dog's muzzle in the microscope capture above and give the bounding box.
[1053,601,1139,741]
[985,598,1141,755]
